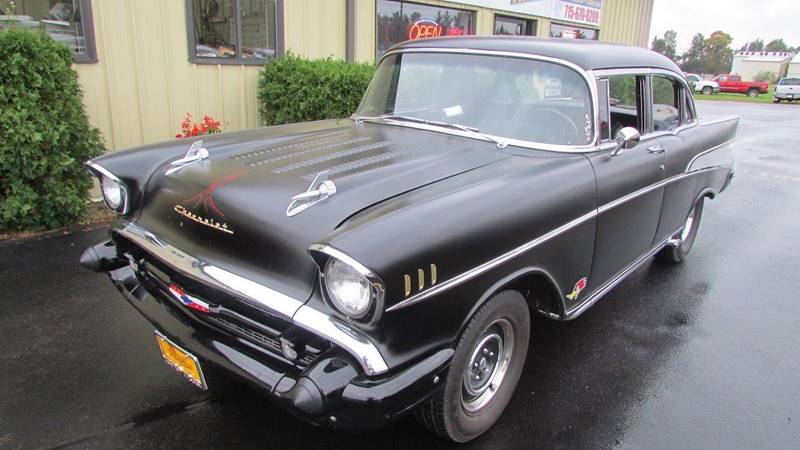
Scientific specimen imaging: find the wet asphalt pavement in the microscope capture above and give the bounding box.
[1,101,799,449]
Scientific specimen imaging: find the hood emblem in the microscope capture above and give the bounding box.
[166,140,209,175]
[286,171,337,217]
[174,171,246,234]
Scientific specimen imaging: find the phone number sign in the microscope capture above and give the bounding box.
[552,0,601,26]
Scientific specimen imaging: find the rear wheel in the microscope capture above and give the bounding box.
[656,197,705,263]
[747,88,759,97]
[416,290,530,443]
[701,86,713,95]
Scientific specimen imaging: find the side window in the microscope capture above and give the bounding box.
[608,74,642,137]
[597,78,610,141]
[652,75,680,132]
[682,88,696,123]
[719,76,727,82]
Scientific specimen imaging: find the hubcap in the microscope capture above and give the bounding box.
[680,206,696,242]
[461,319,514,414]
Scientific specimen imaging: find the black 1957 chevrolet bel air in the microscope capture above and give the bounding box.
[81,37,737,442]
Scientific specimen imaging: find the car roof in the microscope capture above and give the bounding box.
[390,36,683,74]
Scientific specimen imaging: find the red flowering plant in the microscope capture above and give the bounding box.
[175,113,222,139]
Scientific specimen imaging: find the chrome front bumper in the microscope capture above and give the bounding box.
[117,222,389,375]
[105,262,451,427]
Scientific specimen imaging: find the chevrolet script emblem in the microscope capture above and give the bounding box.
[173,171,246,234]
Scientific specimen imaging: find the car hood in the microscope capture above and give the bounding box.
[134,122,510,302]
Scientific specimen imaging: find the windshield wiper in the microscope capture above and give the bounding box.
[358,114,508,149]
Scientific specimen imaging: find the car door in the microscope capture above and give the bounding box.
[650,74,702,243]
[730,75,744,93]
[584,73,666,295]
[715,75,726,91]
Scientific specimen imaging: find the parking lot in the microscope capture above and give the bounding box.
[1,100,798,450]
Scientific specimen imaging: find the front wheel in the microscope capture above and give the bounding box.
[416,290,530,443]
[701,86,713,95]
[747,88,759,97]
[656,197,705,263]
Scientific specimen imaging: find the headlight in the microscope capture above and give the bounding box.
[100,175,128,214]
[324,258,373,318]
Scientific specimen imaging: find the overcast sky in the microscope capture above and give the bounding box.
[649,0,800,53]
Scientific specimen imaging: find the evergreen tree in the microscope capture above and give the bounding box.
[681,33,706,73]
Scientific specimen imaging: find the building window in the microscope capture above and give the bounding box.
[376,0,475,59]
[493,15,535,36]
[549,22,598,40]
[187,0,279,64]
[0,0,97,63]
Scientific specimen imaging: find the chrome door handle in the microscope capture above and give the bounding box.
[647,146,665,154]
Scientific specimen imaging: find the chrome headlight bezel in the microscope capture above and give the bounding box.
[310,245,385,323]
[88,162,129,215]
[324,258,373,319]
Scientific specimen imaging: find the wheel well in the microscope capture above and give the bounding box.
[698,188,716,201]
[506,272,564,320]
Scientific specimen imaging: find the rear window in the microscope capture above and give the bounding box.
[780,78,800,86]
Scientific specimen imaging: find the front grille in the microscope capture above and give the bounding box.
[206,316,320,367]
[120,238,325,369]
[207,316,282,352]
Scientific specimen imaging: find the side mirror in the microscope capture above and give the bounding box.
[611,127,640,157]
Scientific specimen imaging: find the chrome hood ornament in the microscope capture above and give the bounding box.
[286,171,337,217]
[166,140,209,175]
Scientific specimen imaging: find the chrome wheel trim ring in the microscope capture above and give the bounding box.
[680,206,697,243]
[461,318,515,414]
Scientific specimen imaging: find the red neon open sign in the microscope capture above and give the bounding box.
[408,20,443,40]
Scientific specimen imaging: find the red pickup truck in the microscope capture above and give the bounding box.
[713,74,769,97]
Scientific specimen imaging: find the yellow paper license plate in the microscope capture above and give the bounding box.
[155,332,207,390]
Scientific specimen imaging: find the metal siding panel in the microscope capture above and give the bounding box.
[284,0,346,59]
[539,17,551,37]
[164,0,200,136]
[75,64,114,150]
[99,0,145,150]
[354,0,376,62]
[244,67,262,128]
[130,0,172,142]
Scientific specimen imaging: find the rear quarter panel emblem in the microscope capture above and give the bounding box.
[566,277,588,301]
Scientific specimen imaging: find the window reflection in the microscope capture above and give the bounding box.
[0,0,89,56]
[377,0,475,59]
[192,0,236,58]
[493,15,534,36]
[190,0,276,62]
[549,22,598,40]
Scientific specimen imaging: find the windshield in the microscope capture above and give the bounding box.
[356,52,594,146]
[779,78,800,86]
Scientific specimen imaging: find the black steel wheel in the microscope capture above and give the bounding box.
[656,197,705,263]
[415,290,530,443]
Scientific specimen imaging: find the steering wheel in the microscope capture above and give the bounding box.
[525,107,582,145]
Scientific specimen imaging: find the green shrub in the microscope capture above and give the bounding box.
[0,28,104,230]
[754,71,777,84]
[257,53,376,126]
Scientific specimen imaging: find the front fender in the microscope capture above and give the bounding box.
[314,151,597,369]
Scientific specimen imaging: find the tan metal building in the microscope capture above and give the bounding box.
[4,0,654,151]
